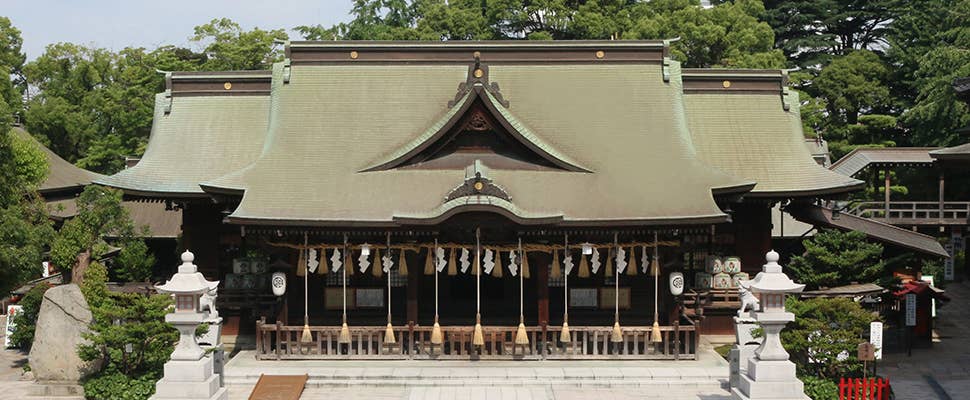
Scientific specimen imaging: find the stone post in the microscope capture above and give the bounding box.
[732,250,808,400]
[150,251,227,400]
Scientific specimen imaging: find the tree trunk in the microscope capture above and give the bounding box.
[72,250,91,285]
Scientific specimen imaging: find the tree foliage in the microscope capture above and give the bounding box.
[788,229,885,289]
[49,185,153,283]
[783,297,878,379]
[8,282,52,350]
[78,262,177,400]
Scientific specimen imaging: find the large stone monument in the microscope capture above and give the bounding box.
[150,251,227,400]
[28,284,102,381]
[732,250,809,400]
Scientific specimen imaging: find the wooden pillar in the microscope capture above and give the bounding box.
[407,255,419,324]
[884,167,891,218]
[534,252,550,326]
[733,203,772,275]
[939,166,944,219]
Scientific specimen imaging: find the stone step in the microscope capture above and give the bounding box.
[223,376,729,389]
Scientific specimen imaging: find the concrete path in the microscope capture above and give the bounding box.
[0,315,35,400]
[881,279,970,399]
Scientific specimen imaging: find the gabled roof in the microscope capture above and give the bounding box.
[929,143,970,161]
[788,204,949,258]
[96,71,272,197]
[831,147,938,176]
[10,126,104,196]
[683,69,863,198]
[204,41,752,226]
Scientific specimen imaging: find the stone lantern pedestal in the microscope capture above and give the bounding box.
[150,251,227,400]
[732,251,809,400]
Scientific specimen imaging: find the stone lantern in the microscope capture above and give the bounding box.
[732,250,808,400]
[150,251,227,400]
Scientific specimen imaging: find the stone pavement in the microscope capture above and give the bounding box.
[880,279,970,400]
[223,345,732,399]
[0,315,35,400]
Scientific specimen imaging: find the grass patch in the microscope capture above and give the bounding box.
[714,344,732,359]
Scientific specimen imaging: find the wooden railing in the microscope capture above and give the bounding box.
[846,201,970,224]
[255,319,697,360]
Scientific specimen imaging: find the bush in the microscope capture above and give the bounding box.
[801,376,838,400]
[784,297,878,379]
[78,262,177,400]
[9,282,52,350]
[82,372,157,400]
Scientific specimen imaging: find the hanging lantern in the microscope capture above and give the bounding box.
[669,272,685,296]
[271,272,287,296]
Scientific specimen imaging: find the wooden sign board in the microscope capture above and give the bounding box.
[599,287,631,310]
[857,342,875,361]
[325,287,356,310]
[570,288,598,308]
[869,322,883,360]
[905,293,917,327]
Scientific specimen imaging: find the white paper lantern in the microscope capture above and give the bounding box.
[669,272,684,296]
[271,272,287,296]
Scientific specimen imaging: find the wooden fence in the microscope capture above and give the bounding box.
[255,319,697,360]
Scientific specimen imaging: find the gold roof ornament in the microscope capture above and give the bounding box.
[223,82,232,90]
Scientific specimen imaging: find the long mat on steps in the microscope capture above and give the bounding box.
[248,374,308,400]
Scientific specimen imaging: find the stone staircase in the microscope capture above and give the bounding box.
[223,350,729,391]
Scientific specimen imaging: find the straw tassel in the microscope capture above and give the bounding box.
[384,322,396,344]
[515,321,529,345]
[346,250,354,276]
[301,324,312,343]
[611,321,623,342]
[626,247,637,276]
[424,248,434,275]
[339,319,351,344]
[447,248,457,276]
[605,248,614,278]
[492,250,503,278]
[431,316,443,345]
[650,255,661,277]
[473,313,485,346]
[550,250,561,279]
[521,252,530,279]
[318,247,328,275]
[398,250,408,276]
[578,253,590,278]
[373,249,383,278]
[297,248,306,277]
[560,319,571,343]
[651,321,663,343]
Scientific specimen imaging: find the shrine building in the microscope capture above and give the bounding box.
[95,41,942,360]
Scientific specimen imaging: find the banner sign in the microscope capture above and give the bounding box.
[905,293,917,327]
[869,322,883,360]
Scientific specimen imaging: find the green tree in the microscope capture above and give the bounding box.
[78,262,177,400]
[783,297,877,379]
[788,229,885,289]
[8,282,52,350]
[49,185,152,284]
[191,18,288,71]
[812,50,892,128]
[762,0,901,69]
[0,16,26,112]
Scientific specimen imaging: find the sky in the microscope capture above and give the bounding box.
[3,0,354,60]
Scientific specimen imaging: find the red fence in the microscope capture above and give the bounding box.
[839,378,891,400]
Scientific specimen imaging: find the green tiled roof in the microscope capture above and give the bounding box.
[206,58,751,226]
[685,85,863,197]
[96,91,270,197]
[10,127,104,195]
